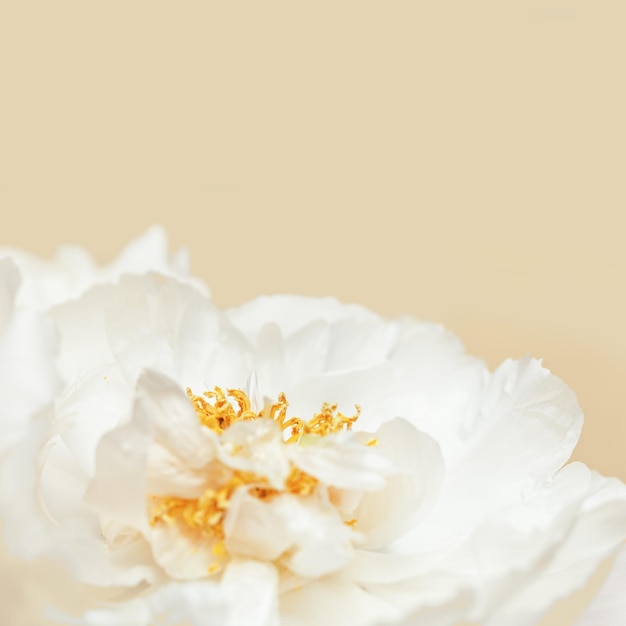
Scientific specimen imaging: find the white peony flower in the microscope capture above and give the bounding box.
[0,238,625,626]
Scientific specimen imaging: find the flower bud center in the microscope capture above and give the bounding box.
[148,387,362,573]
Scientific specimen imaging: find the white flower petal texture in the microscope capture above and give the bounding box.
[0,232,625,626]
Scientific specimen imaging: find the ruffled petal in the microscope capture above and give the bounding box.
[395,357,584,554]
[482,472,626,625]
[0,226,204,312]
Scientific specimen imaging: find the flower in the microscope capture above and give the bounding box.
[1,234,625,626]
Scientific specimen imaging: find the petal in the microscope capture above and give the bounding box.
[574,544,626,626]
[104,225,208,296]
[228,294,380,340]
[129,369,214,468]
[289,431,392,491]
[0,226,204,312]
[396,357,585,553]
[355,418,444,549]
[483,471,626,625]
[55,364,132,476]
[50,284,117,384]
[0,407,58,559]
[2,406,158,588]
[281,575,404,626]
[85,417,152,533]
[86,370,213,531]
[82,560,279,626]
[0,257,19,332]
[217,419,291,489]
[282,498,354,578]
[0,262,61,450]
[0,245,96,311]
[225,492,353,578]
[223,491,295,562]
[104,274,249,389]
[149,522,221,580]
[369,319,488,465]
[146,442,213,499]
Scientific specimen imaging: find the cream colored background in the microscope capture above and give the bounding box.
[1,2,624,624]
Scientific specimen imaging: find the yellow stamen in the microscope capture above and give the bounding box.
[185,387,360,443]
[150,388,362,549]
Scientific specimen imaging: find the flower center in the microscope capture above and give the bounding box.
[148,387,362,559]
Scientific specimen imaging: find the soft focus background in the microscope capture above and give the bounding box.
[1,2,624,624]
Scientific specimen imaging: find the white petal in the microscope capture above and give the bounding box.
[225,492,353,578]
[223,490,295,562]
[355,418,444,549]
[0,262,61,453]
[149,522,221,580]
[86,370,213,530]
[103,274,248,389]
[228,294,380,340]
[1,406,158,588]
[55,364,132,475]
[370,319,488,465]
[281,575,404,626]
[131,369,215,468]
[85,417,152,532]
[0,226,205,312]
[574,544,626,626]
[83,560,279,626]
[284,362,395,426]
[396,357,584,553]
[0,307,60,442]
[0,408,58,558]
[104,225,208,295]
[146,442,213,499]
[282,498,354,578]
[218,419,291,489]
[0,257,19,331]
[362,576,475,626]
[50,274,212,387]
[483,471,626,625]
[0,245,96,310]
[289,431,392,491]
[50,284,117,384]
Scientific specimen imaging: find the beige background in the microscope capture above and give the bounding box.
[1,2,624,624]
